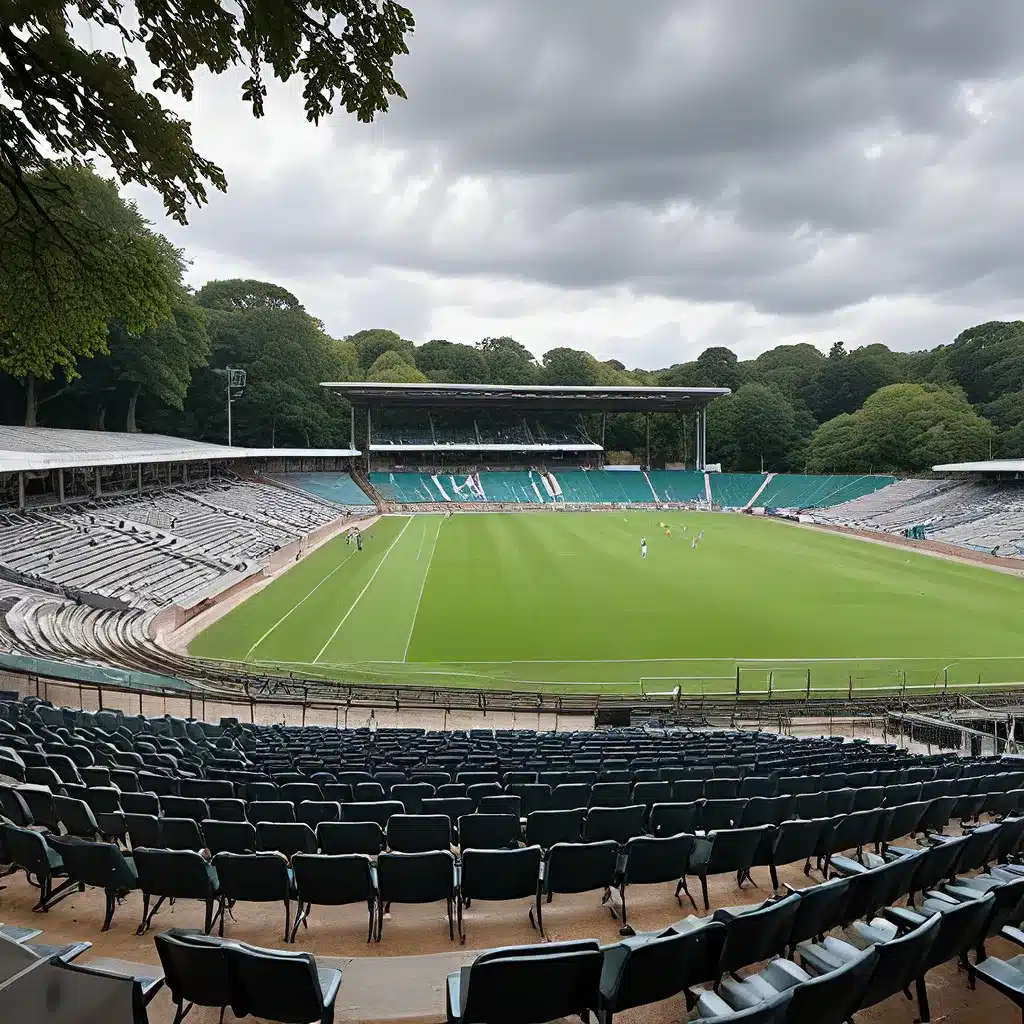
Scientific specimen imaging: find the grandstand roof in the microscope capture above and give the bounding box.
[322,381,730,412]
[0,426,359,473]
[934,459,1024,474]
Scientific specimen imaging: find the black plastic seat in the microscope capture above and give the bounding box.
[2,823,76,911]
[133,848,221,935]
[247,800,296,824]
[800,912,941,1017]
[591,782,631,808]
[317,821,385,855]
[343,799,406,830]
[202,819,257,856]
[155,928,234,1024]
[280,782,323,805]
[160,795,209,824]
[297,800,342,829]
[458,846,542,943]
[458,813,521,851]
[376,849,458,941]
[583,805,645,845]
[290,852,378,943]
[615,834,695,934]
[713,892,802,983]
[649,802,700,838]
[505,783,551,816]
[785,876,851,953]
[701,799,747,833]
[213,851,293,940]
[224,939,342,1024]
[532,840,619,937]
[161,817,205,852]
[598,920,726,1023]
[390,783,434,814]
[550,783,590,810]
[46,835,139,931]
[686,826,771,912]
[525,808,585,849]
[387,814,452,853]
[446,940,603,1024]
[703,942,876,1024]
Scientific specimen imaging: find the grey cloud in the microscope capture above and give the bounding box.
[150,0,1024,357]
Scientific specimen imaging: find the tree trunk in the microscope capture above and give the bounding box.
[270,417,277,448]
[23,374,36,427]
[126,384,141,432]
[92,403,106,431]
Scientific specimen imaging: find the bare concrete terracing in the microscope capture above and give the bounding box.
[0,830,1014,1024]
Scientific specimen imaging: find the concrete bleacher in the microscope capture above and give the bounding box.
[0,480,350,609]
[812,478,1024,558]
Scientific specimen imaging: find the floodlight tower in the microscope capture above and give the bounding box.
[213,367,247,446]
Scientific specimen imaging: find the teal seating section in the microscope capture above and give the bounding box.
[365,470,899,508]
[552,470,656,504]
[757,474,896,510]
[709,473,765,508]
[268,473,374,505]
[442,475,486,502]
[477,472,548,503]
[646,471,707,503]
[369,472,443,503]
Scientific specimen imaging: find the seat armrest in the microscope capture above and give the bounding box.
[319,968,343,1010]
[881,906,927,932]
[445,972,462,1024]
[796,942,844,976]
[827,855,867,877]
[762,958,812,991]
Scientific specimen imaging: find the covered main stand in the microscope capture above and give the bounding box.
[321,382,729,470]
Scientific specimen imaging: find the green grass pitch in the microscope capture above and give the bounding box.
[188,511,1024,696]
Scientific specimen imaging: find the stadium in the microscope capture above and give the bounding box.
[4,386,1024,1023]
[2,383,1024,717]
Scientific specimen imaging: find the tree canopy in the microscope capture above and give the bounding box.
[1,1,415,225]
[807,383,995,474]
[707,383,808,472]
[0,164,183,423]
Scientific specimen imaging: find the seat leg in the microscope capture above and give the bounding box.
[619,884,634,937]
[916,976,930,1023]
[457,893,465,944]
[366,899,374,944]
[102,890,116,931]
[770,861,779,891]
[284,899,291,943]
[171,999,193,1024]
[33,875,51,912]
[700,875,709,912]
[290,903,308,944]
[529,887,545,937]
[677,875,698,912]
[218,898,226,937]
[137,893,164,935]
[447,895,454,941]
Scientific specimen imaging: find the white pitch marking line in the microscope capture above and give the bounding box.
[313,518,413,663]
[415,520,428,561]
[403,516,442,663]
[245,547,357,661]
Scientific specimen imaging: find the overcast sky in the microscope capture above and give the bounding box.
[131,0,1024,368]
